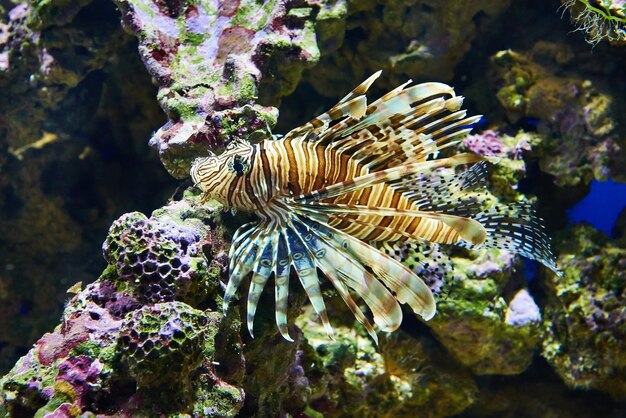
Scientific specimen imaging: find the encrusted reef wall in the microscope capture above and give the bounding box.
[1,0,626,417]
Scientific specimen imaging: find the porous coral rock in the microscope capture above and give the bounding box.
[118,302,209,401]
[102,206,214,305]
[115,0,338,178]
[489,45,622,186]
[542,224,626,399]
[0,195,245,417]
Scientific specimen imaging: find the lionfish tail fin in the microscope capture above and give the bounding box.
[388,160,561,276]
[465,204,562,276]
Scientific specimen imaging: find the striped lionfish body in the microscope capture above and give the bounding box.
[191,71,561,343]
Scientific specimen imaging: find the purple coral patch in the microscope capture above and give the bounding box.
[103,212,208,304]
[56,355,103,406]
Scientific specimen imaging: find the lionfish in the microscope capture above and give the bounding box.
[191,71,561,343]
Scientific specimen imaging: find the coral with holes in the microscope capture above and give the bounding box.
[119,302,208,387]
[102,202,215,305]
[542,224,626,399]
[0,196,245,417]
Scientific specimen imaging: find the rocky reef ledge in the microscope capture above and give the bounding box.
[2,0,626,416]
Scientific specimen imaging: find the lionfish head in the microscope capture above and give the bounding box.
[190,139,254,205]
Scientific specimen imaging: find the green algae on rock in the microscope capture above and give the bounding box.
[542,224,626,399]
[429,249,542,376]
[489,45,621,186]
[297,314,478,418]
[114,0,343,178]
[0,196,244,417]
[305,0,512,98]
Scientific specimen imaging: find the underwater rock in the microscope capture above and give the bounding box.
[428,248,542,376]
[0,195,246,417]
[467,375,618,418]
[460,129,541,199]
[489,45,622,186]
[102,206,214,305]
[115,0,340,178]
[0,0,174,375]
[118,302,209,400]
[298,315,478,418]
[305,0,511,97]
[542,224,626,399]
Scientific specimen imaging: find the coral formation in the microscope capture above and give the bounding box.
[0,196,245,417]
[2,0,626,416]
[305,0,512,97]
[542,224,626,399]
[429,249,542,375]
[562,0,626,45]
[460,129,542,198]
[0,0,172,374]
[102,207,215,305]
[114,0,335,178]
[489,44,623,186]
[298,315,478,418]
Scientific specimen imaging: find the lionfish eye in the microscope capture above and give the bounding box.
[229,155,249,177]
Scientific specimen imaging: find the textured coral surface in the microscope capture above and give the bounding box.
[2,0,626,416]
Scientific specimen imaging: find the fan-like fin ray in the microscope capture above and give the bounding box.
[284,71,381,140]
[273,231,293,341]
[296,202,487,246]
[289,218,381,342]
[284,223,335,338]
[224,226,265,314]
[297,216,436,321]
[464,206,562,276]
[246,228,278,337]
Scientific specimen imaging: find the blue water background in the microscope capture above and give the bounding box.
[525,180,626,281]
[566,180,626,236]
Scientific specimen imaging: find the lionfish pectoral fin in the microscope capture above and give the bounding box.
[290,216,406,341]
[283,222,335,339]
[224,225,264,315]
[245,229,279,338]
[273,232,294,342]
[289,218,379,342]
[296,215,435,322]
